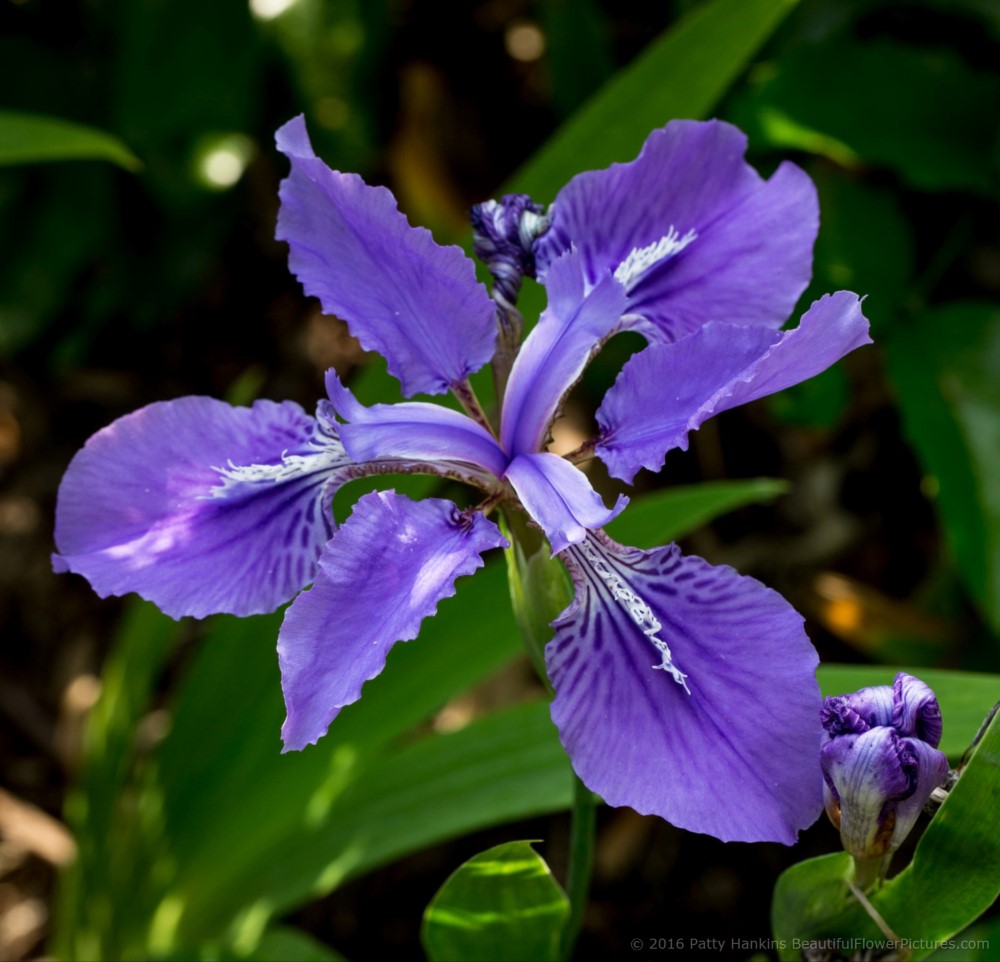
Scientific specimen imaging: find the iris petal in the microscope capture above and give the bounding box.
[278,491,507,750]
[276,116,497,397]
[890,738,950,846]
[892,672,944,748]
[53,397,341,618]
[596,292,871,483]
[547,532,823,843]
[821,728,913,857]
[326,370,508,482]
[503,453,626,555]
[500,250,627,455]
[535,119,817,343]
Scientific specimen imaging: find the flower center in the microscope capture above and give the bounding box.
[613,227,697,291]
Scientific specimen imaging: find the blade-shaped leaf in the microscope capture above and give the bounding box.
[508,0,799,199]
[168,701,572,950]
[885,302,1000,634]
[728,39,1000,193]
[422,841,569,962]
[604,478,789,549]
[0,111,140,169]
[154,561,521,868]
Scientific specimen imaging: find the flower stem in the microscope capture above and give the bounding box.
[561,773,597,960]
[452,378,495,435]
[490,298,524,402]
[847,876,899,943]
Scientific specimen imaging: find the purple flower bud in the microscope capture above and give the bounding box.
[470,194,547,305]
[820,673,950,860]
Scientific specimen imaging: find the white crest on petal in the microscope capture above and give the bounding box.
[207,418,351,499]
[578,537,690,692]
[613,227,697,291]
[209,445,350,496]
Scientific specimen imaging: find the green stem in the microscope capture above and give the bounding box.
[500,506,561,689]
[851,854,888,892]
[560,773,597,960]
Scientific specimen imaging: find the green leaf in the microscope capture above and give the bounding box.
[852,704,1000,952]
[605,478,789,549]
[773,706,1000,961]
[818,665,1000,761]
[804,170,915,337]
[422,841,569,962]
[538,0,614,117]
[155,565,520,858]
[116,559,567,953]
[112,0,262,205]
[730,39,1000,193]
[928,915,1000,960]
[884,302,1000,633]
[508,0,799,199]
[170,926,347,961]
[0,111,141,169]
[53,601,182,962]
[171,702,571,952]
[772,851,854,962]
[57,554,550,958]
[247,928,346,962]
[0,163,117,358]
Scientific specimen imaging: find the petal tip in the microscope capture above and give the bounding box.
[275,114,313,159]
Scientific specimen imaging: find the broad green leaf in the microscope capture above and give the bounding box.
[772,851,854,962]
[171,702,571,951]
[57,554,534,958]
[817,665,1000,761]
[123,557,567,953]
[605,478,789,549]
[0,111,140,169]
[171,926,346,961]
[928,915,1000,960]
[154,562,519,878]
[247,927,346,962]
[422,841,569,962]
[730,39,1000,193]
[508,0,799,199]
[773,707,1000,961]
[885,303,1000,633]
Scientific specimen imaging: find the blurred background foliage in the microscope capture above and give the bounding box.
[1,0,999,958]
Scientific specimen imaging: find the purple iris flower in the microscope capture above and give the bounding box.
[53,115,872,844]
[821,673,950,860]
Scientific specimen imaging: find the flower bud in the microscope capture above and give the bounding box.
[820,673,949,862]
[470,194,547,305]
